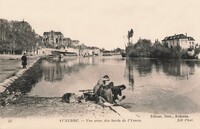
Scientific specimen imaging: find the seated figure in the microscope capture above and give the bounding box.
[96,82,126,106]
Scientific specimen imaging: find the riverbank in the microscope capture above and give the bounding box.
[0,96,120,118]
[0,55,123,119]
[1,56,200,129]
[0,55,41,93]
[0,54,41,83]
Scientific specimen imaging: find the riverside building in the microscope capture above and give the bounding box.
[42,30,64,48]
[162,34,196,49]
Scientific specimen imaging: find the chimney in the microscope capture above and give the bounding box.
[185,33,187,37]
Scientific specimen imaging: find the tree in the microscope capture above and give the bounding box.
[114,47,122,53]
[101,48,105,52]
[0,19,41,54]
[128,29,134,44]
[127,38,152,57]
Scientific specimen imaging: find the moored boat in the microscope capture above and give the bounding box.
[121,52,126,57]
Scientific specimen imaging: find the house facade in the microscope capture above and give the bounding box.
[71,40,79,47]
[162,34,196,49]
[42,31,64,48]
[63,38,72,48]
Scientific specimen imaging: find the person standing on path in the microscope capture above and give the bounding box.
[21,53,27,69]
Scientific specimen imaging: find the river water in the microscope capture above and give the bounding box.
[27,56,200,113]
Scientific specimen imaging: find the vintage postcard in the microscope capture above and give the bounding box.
[0,0,200,129]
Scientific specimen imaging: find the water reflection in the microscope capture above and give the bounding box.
[161,60,196,79]
[125,58,199,80]
[134,59,153,76]
[125,59,134,90]
[42,58,89,82]
[42,57,200,87]
[185,61,195,75]
[26,56,200,113]
[123,58,200,113]
[43,60,64,82]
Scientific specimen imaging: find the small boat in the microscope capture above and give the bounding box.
[102,53,112,56]
[102,50,113,56]
[46,54,57,59]
[64,52,78,56]
[121,50,126,57]
[121,52,126,57]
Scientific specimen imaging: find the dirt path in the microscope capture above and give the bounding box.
[0,55,40,83]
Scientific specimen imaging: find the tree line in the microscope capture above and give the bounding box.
[0,19,42,54]
[126,38,200,59]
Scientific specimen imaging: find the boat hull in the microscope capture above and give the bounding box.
[121,52,126,57]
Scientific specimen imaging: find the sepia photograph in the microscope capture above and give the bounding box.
[0,0,200,129]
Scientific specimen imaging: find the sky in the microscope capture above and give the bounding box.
[0,0,200,50]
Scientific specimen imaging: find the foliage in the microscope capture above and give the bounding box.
[112,47,123,53]
[127,38,192,59]
[0,19,42,54]
[195,45,200,55]
[127,38,152,57]
[128,29,134,39]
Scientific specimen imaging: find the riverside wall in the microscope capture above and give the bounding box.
[0,57,41,93]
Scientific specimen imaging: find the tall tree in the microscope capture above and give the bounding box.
[128,29,134,44]
[0,19,41,54]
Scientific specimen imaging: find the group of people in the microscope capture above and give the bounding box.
[93,75,126,106]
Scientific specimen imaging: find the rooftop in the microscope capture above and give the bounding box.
[162,34,195,41]
[43,31,63,35]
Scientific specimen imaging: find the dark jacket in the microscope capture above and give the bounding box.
[97,85,123,102]
[111,86,122,101]
[21,55,27,65]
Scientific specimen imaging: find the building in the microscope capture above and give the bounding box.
[162,34,196,49]
[65,47,79,55]
[71,40,79,47]
[72,48,101,56]
[42,30,64,48]
[63,38,72,48]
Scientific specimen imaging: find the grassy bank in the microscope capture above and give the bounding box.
[6,59,43,94]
